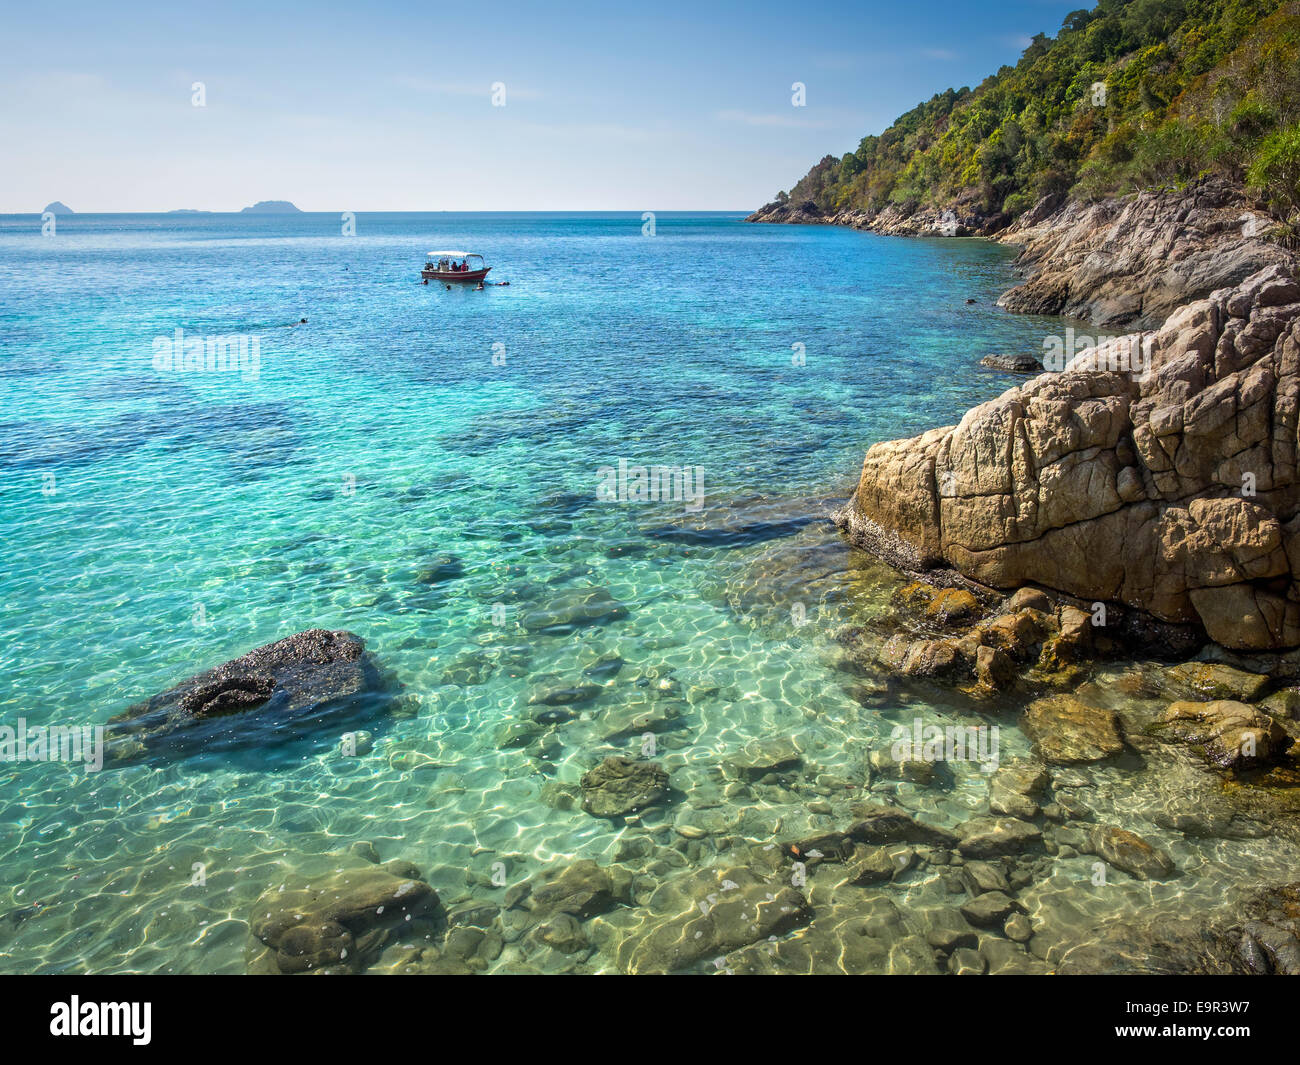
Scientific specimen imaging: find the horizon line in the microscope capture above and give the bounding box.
[3,208,755,216]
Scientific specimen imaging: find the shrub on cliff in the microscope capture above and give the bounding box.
[784,0,1300,225]
[1248,123,1300,218]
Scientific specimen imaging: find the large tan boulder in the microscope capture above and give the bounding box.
[836,264,1300,650]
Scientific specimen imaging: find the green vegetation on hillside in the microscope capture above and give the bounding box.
[784,0,1300,234]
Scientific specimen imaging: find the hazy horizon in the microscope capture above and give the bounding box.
[6,207,755,214]
[3,0,1081,213]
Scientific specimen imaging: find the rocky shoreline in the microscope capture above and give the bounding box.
[747,178,1289,328]
[751,181,1300,655]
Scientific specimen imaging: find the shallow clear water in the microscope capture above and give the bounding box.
[2,212,1292,974]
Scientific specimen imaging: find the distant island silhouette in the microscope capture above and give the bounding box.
[42,201,73,214]
[240,200,302,213]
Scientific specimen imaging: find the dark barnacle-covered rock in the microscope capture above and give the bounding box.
[105,629,389,764]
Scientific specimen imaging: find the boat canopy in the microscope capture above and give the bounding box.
[427,250,481,259]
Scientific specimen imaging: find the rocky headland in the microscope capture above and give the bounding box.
[772,179,1300,657]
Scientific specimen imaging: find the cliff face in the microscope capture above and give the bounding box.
[996,180,1292,330]
[835,262,1300,650]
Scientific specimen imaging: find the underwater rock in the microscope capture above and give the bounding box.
[877,634,969,679]
[1085,825,1177,881]
[722,894,930,975]
[580,757,669,818]
[869,747,938,786]
[960,860,1011,895]
[616,865,811,974]
[956,816,1042,858]
[248,859,439,974]
[522,586,629,634]
[338,729,373,757]
[599,696,684,742]
[531,913,588,955]
[1155,700,1291,769]
[373,924,504,975]
[1051,915,1247,975]
[726,738,803,779]
[849,802,959,847]
[508,859,632,920]
[988,760,1049,820]
[106,629,385,764]
[848,845,917,886]
[947,947,988,974]
[495,719,546,749]
[438,650,495,687]
[960,890,1023,928]
[1004,912,1034,942]
[526,674,603,706]
[1234,883,1300,974]
[926,920,979,954]
[415,554,465,585]
[1022,694,1125,764]
[1261,687,1300,720]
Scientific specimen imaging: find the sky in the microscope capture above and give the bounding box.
[1,0,1085,212]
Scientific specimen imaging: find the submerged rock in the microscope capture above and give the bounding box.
[877,634,969,678]
[248,860,439,974]
[1085,824,1177,881]
[616,865,811,974]
[989,760,1049,820]
[960,890,1023,928]
[1022,694,1125,764]
[106,629,386,764]
[727,738,803,779]
[1233,883,1300,974]
[580,756,669,818]
[415,554,465,585]
[526,674,603,706]
[509,859,632,920]
[956,816,1042,858]
[522,586,629,634]
[599,696,684,742]
[849,802,959,847]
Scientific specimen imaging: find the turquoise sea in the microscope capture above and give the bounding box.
[3,212,1295,973]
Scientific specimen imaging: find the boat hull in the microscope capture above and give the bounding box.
[422,267,491,283]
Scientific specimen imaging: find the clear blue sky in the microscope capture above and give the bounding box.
[2,0,1083,211]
